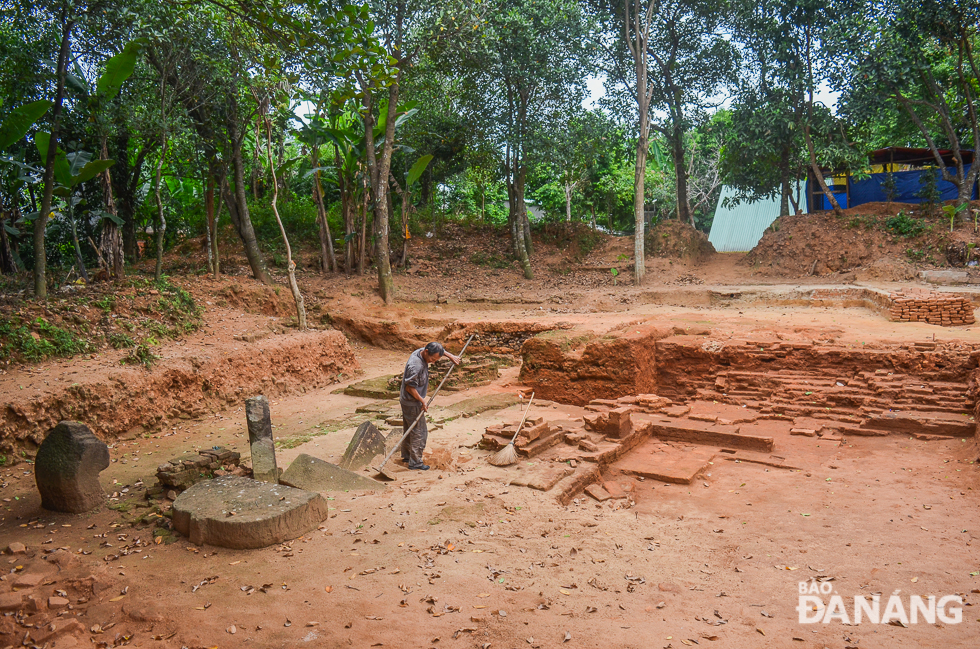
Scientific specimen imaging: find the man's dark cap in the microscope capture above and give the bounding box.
[425,342,445,356]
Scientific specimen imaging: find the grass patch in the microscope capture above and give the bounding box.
[0,317,92,362]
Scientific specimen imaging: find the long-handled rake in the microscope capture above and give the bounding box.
[372,335,475,481]
[488,392,534,467]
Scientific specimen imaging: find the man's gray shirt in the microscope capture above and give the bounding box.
[400,348,428,406]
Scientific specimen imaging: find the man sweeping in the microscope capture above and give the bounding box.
[399,342,460,470]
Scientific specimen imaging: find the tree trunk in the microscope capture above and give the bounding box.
[224,111,272,284]
[358,178,368,275]
[264,116,306,330]
[400,192,410,267]
[565,182,573,223]
[0,209,16,274]
[154,136,167,281]
[310,144,337,273]
[118,140,148,263]
[803,124,843,217]
[671,124,694,227]
[34,16,73,299]
[213,175,225,278]
[361,82,398,304]
[633,131,648,285]
[67,202,89,283]
[204,170,215,275]
[99,137,125,282]
[512,165,534,279]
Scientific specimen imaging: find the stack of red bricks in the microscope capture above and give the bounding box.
[887,289,976,326]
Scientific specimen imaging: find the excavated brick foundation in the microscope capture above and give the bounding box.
[499,326,980,503]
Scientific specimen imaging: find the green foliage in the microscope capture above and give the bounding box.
[0,317,91,362]
[0,100,51,150]
[942,203,968,232]
[107,332,135,349]
[94,295,115,313]
[885,212,927,238]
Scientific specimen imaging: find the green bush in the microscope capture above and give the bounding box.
[886,212,927,238]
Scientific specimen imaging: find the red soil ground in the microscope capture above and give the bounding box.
[0,217,978,648]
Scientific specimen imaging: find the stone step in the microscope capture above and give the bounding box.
[859,412,975,437]
[650,419,774,452]
[611,440,715,485]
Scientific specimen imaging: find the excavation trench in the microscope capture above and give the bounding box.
[477,325,980,503]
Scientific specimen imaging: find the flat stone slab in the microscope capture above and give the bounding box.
[173,476,328,549]
[920,270,969,285]
[509,465,574,492]
[344,375,399,399]
[585,484,612,501]
[612,440,715,484]
[447,393,521,416]
[280,454,386,493]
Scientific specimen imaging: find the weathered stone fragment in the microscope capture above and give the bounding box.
[34,421,110,513]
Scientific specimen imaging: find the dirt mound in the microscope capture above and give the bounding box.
[0,329,358,454]
[645,220,715,263]
[743,202,980,277]
[215,282,294,317]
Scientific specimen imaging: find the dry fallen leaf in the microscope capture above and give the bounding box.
[756,628,766,636]
[227,625,237,634]
[563,631,571,643]
[324,586,333,593]
[109,595,126,602]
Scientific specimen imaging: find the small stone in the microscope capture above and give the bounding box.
[166,490,178,501]
[602,481,628,500]
[585,484,611,502]
[227,625,237,634]
[13,573,44,589]
[6,542,26,554]
[48,596,70,609]
[578,439,599,453]
[790,428,817,437]
[0,592,23,611]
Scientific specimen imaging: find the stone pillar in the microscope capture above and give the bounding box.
[246,396,278,483]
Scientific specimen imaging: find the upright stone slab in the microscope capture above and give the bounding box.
[172,476,328,549]
[339,422,386,471]
[35,421,110,513]
[245,396,278,483]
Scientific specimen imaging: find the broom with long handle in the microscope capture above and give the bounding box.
[372,335,475,480]
[488,392,534,467]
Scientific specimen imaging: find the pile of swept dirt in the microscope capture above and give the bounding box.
[743,201,980,278]
[645,219,715,263]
